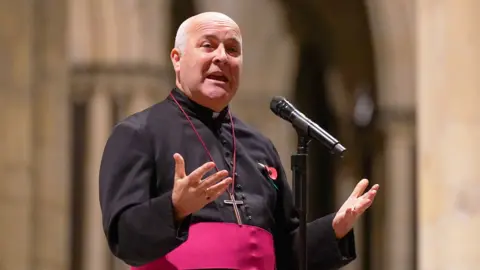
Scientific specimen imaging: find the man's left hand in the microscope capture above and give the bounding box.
[332,179,379,239]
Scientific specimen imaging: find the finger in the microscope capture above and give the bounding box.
[188,162,216,183]
[196,170,229,191]
[360,186,378,201]
[211,182,232,201]
[203,178,232,202]
[207,177,233,197]
[355,198,373,213]
[173,153,186,179]
[350,179,369,198]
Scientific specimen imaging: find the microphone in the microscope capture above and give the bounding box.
[270,96,346,157]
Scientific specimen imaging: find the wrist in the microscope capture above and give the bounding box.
[172,200,188,222]
[174,209,187,222]
[334,229,344,239]
[332,221,347,239]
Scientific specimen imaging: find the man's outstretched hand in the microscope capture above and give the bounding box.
[332,179,379,239]
[171,153,232,222]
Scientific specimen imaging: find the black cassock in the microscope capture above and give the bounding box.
[99,88,356,270]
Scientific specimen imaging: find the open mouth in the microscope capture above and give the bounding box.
[206,74,229,83]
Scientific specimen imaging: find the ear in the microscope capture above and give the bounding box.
[170,48,181,72]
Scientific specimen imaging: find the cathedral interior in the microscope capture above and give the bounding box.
[1,0,479,269]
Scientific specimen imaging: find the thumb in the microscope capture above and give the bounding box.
[173,153,186,180]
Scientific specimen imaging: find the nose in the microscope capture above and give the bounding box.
[213,46,228,64]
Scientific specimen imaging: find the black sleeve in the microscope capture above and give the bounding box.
[99,121,191,266]
[269,143,356,270]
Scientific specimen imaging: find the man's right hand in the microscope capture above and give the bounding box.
[171,153,232,222]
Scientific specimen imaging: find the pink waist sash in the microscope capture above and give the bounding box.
[131,222,276,270]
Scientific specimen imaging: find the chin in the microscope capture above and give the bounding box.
[197,87,233,111]
[203,86,231,100]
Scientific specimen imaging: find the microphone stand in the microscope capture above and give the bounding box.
[291,130,311,270]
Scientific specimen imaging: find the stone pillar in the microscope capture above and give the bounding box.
[127,88,153,116]
[0,1,34,269]
[383,120,415,269]
[70,0,171,66]
[69,0,173,268]
[120,0,173,116]
[365,1,416,269]
[83,87,112,270]
[194,0,299,179]
[31,0,71,269]
[417,0,480,269]
[70,0,172,118]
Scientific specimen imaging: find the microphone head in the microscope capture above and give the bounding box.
[270,96,295,121]
[269,96,285,114]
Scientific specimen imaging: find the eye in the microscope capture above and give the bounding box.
[227,46,241,56]
[201,42,212,48]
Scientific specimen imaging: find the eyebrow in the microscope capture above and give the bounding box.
[201,34,241,45]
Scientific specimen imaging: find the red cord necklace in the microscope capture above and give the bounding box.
[170,93,243,225]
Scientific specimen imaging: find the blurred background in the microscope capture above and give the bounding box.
[1,0,479,269]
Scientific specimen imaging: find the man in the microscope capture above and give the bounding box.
[99,11,379,270]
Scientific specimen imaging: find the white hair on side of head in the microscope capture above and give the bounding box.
[174,12,241,55]
[174,18,191,55]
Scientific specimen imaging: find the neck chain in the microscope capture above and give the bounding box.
[170,93,243,225]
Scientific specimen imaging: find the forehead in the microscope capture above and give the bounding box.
[189,18,242,43]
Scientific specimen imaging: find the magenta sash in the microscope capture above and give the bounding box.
[131,222,276,270]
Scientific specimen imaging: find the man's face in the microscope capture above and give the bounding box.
[172,16,243,111]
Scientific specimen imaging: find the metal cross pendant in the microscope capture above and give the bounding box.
[224,192,244,225]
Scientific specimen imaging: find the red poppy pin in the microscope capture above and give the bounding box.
[258,162,277,180]
[258,163,279,190]
[266,166,278,180]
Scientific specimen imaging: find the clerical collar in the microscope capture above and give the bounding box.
[168,87,230,124]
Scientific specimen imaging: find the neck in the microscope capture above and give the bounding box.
[175,83,227,112]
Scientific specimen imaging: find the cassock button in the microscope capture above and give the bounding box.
[221,139,227,145]
[236,184,242,190]
[247,215,252,220]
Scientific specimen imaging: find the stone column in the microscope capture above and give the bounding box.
[70,0,172,268]
[83,87,112,270]
[366,1,416,269]
[106,0,172,119]
[0,1,35,269]
[383,120,415,269]
[127,87,153,116]
[69,1,112,268]
[417,0,480,269]
[30,0,71,269]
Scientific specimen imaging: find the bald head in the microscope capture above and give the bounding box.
[174,12,241,54]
